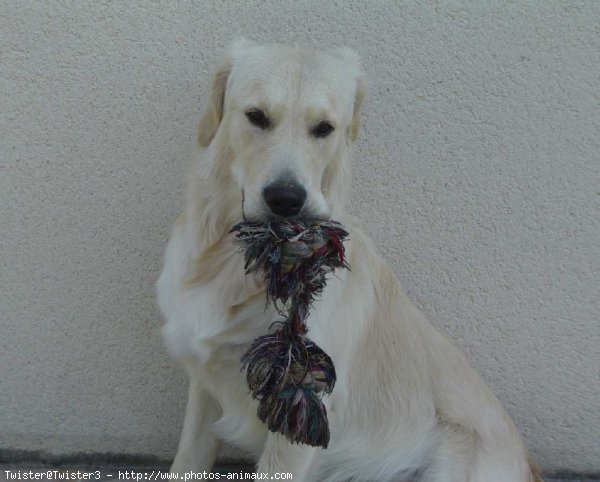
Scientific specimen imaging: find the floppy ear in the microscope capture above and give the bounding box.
[349,74,366,142]
[329,47,365,142]
[198,38,259,147]
[197,58,232,147]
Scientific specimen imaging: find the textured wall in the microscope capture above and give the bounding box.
[1,0,598,474]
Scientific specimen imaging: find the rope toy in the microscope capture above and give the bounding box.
[230,219,350,448]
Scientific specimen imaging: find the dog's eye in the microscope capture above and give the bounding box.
[312,121,335,138]
[245,109,271,129]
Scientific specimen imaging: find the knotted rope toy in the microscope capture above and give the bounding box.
[230,220,350,448]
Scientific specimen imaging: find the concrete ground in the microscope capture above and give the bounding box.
[0,465,596,482]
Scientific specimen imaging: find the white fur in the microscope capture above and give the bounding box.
[157,40,539,482]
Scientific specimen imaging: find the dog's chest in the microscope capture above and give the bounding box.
[161,288,277,373]
[157,222,283,449]
[159,223,270,353]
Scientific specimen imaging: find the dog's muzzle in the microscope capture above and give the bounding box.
[263,179,307,218]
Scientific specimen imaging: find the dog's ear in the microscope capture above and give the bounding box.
[197,56,231,147]
[349,74,366,142]
[329,47,366,142]
[198,38,258,147]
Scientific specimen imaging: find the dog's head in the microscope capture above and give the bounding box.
[198,39,365,223]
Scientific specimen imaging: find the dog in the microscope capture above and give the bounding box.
[157,39,542,481]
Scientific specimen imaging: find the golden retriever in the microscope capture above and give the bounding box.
[157,39,542,482]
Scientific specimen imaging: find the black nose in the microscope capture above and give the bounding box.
[263,180,307,217]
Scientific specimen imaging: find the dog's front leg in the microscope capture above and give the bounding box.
[170,375,221,475]
[256,432,318,481]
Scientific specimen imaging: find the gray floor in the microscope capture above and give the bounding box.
[0,465,596,481]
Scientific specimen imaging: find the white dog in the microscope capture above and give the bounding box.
[157,40,542,482]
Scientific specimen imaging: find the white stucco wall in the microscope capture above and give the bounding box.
[1,0,598,474]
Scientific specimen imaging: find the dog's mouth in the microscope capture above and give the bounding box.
[246,214,330,226]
